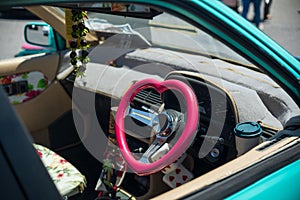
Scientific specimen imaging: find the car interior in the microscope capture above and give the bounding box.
[1,2,300,200]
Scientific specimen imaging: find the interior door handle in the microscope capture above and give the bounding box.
[2,80,28,96]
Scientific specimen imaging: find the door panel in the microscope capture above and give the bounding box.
[0,53,58,79]
[0,53,72,135]
[0,71,50,104]
[14,81,71,133]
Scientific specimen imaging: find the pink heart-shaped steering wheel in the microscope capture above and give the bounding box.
[115,78,198,175]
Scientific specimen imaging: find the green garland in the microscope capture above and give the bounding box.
[69,10,90,77]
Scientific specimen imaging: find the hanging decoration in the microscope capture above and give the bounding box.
[66,9,90,77]
[95,112,127,199]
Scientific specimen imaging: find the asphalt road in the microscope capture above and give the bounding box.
[0,17,41,59]
[0,1,299,60]
[260,0,300,57]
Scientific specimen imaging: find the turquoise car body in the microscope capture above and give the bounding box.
[226,158,300,199]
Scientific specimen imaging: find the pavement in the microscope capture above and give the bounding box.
[258,0,300,56]
[0,18,38,59]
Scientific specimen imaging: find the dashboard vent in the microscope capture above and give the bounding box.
[134,89,162,107]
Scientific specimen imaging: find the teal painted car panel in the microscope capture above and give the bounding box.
[226,159,300,199]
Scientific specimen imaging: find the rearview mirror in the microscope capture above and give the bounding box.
[24,23,53,47]
[58,3,161,19]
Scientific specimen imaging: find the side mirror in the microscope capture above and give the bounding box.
[24,23,53,47]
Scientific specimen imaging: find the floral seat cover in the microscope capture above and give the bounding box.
[34,144,87,197]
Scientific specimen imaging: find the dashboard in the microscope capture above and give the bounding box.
[130,71,238,173]
[69,59,241,196]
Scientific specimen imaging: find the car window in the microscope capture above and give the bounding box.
[86,11,251,67]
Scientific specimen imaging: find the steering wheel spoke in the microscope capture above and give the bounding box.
[128,106,186,164]
[139,136,168,163]
[116,78,198,175]
[128,107,160,129]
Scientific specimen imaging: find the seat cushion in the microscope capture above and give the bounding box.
[34,144,87,197]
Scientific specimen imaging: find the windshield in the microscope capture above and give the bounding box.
[86,11,251,66]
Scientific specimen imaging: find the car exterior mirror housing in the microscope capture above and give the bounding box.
[25,22,53,47]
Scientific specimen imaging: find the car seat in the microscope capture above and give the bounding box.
[33,144,86,198]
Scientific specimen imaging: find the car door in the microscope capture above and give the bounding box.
[0,53,71,145]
